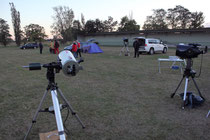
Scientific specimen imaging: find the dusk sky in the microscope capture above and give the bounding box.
[1,0,210,38]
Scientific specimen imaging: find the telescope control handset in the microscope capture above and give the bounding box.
[23,50,84,77]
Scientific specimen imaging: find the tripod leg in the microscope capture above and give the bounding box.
[51,89,66,140]
[182,78,189,109]
[126,46,130,56]
[171,76,185,98]
[57,88,86,128]
[119,47,125,56]
[192,78,205,100]
[24,90,48,140]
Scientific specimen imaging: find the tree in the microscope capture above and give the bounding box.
[167,5,192,29]
[118,16,129,31]
[175,5,191,29]
[51,6,74,43]
[84,17,118,33]
[0,18,11,46]
[143,9,168,30]
[142,16,154,30]
[190,12,204,29]
[84,19,105,33]
[144,5,205,30]
[24,24,47,41]
[81,13,86,31]
[95,19,105,32]
[118,16,140,31]
[103,16,118,32]
[9,2,21,46]
[72,20,82,39]
[166,8,179,29]
[84,20,97,33]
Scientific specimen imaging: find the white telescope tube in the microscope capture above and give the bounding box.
[58,50,79,77]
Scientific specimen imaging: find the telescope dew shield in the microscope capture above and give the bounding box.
[58,50,80,77]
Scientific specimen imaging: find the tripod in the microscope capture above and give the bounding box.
[171,58,205,109]
[24,63,85,140]
[119,41,130,56]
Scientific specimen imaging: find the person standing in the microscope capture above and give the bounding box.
[71,42,78,58]
[76,40,82,57]
[49,40,54,54]
[133,39,140,58]
[54,40,60,54]
[39,41,43,54]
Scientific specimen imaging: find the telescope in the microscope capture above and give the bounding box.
[24,50,84,77]
[171,44,208,109]
[176,44,208,59]
[23,50,85,140]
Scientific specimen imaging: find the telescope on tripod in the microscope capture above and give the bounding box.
[119,37,130,56]
[171,44,208,109]
[23,50,85,140]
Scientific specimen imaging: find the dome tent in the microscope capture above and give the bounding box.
[82,39,103,54]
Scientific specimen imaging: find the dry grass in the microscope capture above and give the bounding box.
[0,45,210,140]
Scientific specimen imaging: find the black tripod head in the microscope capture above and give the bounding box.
[184,58,196,78]
[24,62,63,85]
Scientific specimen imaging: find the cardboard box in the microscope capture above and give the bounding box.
[39,130,64,140]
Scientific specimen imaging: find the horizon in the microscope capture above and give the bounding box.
[1,0,210,39]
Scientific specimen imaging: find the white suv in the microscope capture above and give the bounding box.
[135,37,168,55]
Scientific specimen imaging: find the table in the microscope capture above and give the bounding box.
[158,57,186,74]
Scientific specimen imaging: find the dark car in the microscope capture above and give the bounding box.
[20,43,38,49]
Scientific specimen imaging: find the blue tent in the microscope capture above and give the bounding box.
[82,43,103,54]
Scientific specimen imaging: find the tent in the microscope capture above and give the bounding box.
[82,42,103,54]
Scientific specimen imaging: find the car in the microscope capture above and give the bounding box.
[64,44,73,51]
[135,37,168,55]
[20,43,38,49]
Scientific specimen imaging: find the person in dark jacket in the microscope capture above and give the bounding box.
[39,41,43,54]
[54,40,60,54]
[133,39,140,58]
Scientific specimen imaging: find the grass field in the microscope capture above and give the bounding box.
[0,45,210,140]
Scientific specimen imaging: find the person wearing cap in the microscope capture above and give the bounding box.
[71,42,78,58]
[76,40,82,57]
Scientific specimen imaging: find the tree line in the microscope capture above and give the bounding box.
[0,3,205,46]
[143,5,204,30]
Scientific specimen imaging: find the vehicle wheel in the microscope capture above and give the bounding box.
[23,47,26,50]
[139,52,142,54]
[149,48,154,55]
[162,47,167,53]
[34,47,36,49]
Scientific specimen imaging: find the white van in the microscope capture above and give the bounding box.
[135,37,168,55]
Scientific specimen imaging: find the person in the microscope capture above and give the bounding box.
[76,40,82,57]
[39,41,43,54]
[49,40,54,54]
[54,40,60,54]
[133,38,140,58]
[71,42,78,58]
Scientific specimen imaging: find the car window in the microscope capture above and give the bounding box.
[148,40,157,44]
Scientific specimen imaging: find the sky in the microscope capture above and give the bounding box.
[1,0,210,38]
